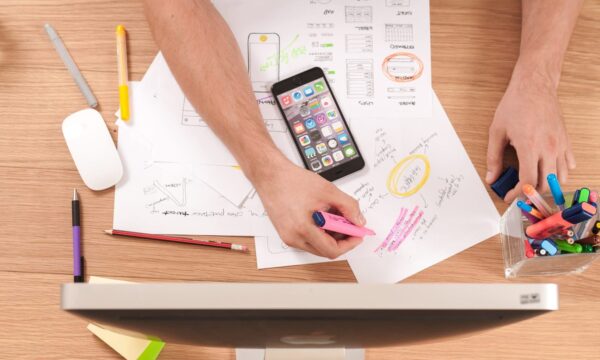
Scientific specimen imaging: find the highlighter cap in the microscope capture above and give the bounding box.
[563,202,596,224]
[491,167,519,199]
[312,211,326,227]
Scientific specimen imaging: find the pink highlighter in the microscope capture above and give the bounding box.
[312,211,375,237]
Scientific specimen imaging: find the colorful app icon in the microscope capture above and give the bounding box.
[292,91,303,102]
[343,145,356,157]
[293,122,305,134]
[327,138,338,149]
[310,160,322,171]
[299,105,311,117]
[305,147,316,159]
[326,110,337,119]
[333,150,344,162]
[315,113,327,125]
[309,131,322,141]
[316,142,327,154]
[322,155,333,167]
[305,118,316,130]
[303,86,314,97]
[321,125,333,137]
[331,120,344,132]
[281,95,292,107]
[299,135,311,146]
[321,96,332,108]
[338,132,350,145]
[309,99,321,111]
[314,81,325,92]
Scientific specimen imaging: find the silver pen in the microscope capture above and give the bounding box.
[44,23,98,108]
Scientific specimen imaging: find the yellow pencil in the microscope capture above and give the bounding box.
[116,25,130,120]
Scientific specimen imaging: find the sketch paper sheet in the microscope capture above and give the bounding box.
[134,53,300,169]
[344,94,500,283]
[214,0,432,119]
[113,83,261,236]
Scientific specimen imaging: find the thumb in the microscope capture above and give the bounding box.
[486,126,508,184]
[329,188,365,226]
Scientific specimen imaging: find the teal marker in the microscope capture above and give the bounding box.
[546,174,565,210]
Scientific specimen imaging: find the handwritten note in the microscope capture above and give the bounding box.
[343,93,500,283]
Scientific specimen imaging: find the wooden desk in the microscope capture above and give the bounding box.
[1,0,599,358]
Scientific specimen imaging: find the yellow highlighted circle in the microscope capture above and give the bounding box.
[259,35,268,42]
[386,154,430,197]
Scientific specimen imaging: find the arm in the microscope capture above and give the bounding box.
[143,0,366,258]
[486,0,583,202]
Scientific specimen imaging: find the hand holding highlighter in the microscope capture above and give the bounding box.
[312,211,375,237]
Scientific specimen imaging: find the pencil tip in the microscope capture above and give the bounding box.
[73,188,78,201]
[104,230,112,235]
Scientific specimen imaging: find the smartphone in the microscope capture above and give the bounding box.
[272,67,365,181]
[247,33,280,93]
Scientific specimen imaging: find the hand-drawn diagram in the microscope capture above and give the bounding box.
[248,33,281,93]
[153,178,189,207]
[382,52,424,82]
[385,24,414,42]
[386,154,430,197]
[345,6,373,23]
[346,59,374,98]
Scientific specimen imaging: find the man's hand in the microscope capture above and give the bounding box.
[486,62,576,203]
[485,0,584,202]
[253,154,366,259]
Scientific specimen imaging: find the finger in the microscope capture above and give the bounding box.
[335,236,363,254]
[557,153,569,185]
[503,181,522,204]
[485,126,508,184]
[566,146,576,170]
[328,187,365,226]
[516,147,539,191]
[537,156,557,194]
[305,226,343,259]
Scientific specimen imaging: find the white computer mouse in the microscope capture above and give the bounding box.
[62,108,123,191]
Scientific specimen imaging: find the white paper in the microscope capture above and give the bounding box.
[345,94,500,283]
[118,79,255,207]
[113,83,262,236]
[135,53,299,168]
[214,0,432,119]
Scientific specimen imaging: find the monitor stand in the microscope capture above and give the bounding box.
[236,348,365,360]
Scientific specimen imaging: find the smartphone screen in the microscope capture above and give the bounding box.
[273,68,364,181]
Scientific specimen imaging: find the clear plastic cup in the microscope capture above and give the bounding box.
[500,193,600,278]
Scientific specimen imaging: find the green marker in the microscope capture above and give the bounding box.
[578,188,590,203]
[581,244,596,253]
[555,239,582,253]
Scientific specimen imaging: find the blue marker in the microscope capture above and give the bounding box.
[517,200,543,220]
[528,238,559,256]
[547,174,565,210]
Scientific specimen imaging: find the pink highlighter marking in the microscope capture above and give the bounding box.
[389,207,423,252]
[376,207,408,253]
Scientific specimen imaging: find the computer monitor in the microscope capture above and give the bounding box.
[62,283,558,360]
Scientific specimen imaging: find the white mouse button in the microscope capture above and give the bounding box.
[62,109,123,191]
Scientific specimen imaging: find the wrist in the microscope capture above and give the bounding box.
[511,55,562,90]
[241,147,291,188]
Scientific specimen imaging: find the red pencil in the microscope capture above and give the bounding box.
[104,229,248,252]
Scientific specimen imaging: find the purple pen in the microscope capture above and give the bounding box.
[72,189,84,283]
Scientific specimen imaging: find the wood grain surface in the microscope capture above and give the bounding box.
[1,0,599,359]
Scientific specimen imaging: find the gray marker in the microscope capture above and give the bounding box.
[44,23,98,108]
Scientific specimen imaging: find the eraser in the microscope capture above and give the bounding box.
[491,167,519,199]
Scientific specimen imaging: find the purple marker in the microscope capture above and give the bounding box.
[72,189,84,283]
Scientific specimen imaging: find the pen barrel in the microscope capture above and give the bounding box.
[116,31,128,85]
[73,226,81,276]
[71,200,80,226]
